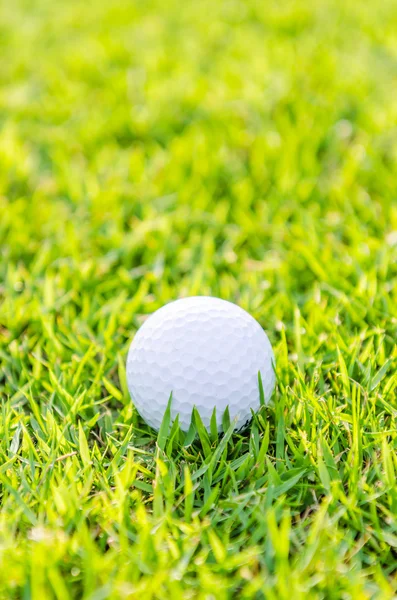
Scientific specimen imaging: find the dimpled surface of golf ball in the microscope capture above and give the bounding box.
[126,296,275,432]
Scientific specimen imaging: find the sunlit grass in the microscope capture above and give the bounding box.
[0,0,397,597]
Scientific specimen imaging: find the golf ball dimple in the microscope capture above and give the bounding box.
[126,296,275,432]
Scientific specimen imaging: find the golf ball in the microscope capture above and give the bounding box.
[126,296,275,432]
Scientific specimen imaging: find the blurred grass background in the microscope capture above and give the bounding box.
[0,0,397,598]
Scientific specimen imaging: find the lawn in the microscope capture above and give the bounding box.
[1,0,397,598]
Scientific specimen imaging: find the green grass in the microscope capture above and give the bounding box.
[1,0,397,597]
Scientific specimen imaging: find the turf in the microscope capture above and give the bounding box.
[1,0,397,598]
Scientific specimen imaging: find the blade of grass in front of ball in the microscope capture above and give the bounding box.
[183,417,196,447]
[209,407,218,444]
[258,371,265,407]
[157,393,172,451]
[208,417,237,474]
[222,406,231,433]
[166,414,180,456]
[193,407,211,458]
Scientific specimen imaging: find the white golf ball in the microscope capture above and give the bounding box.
[126,296,275,432]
